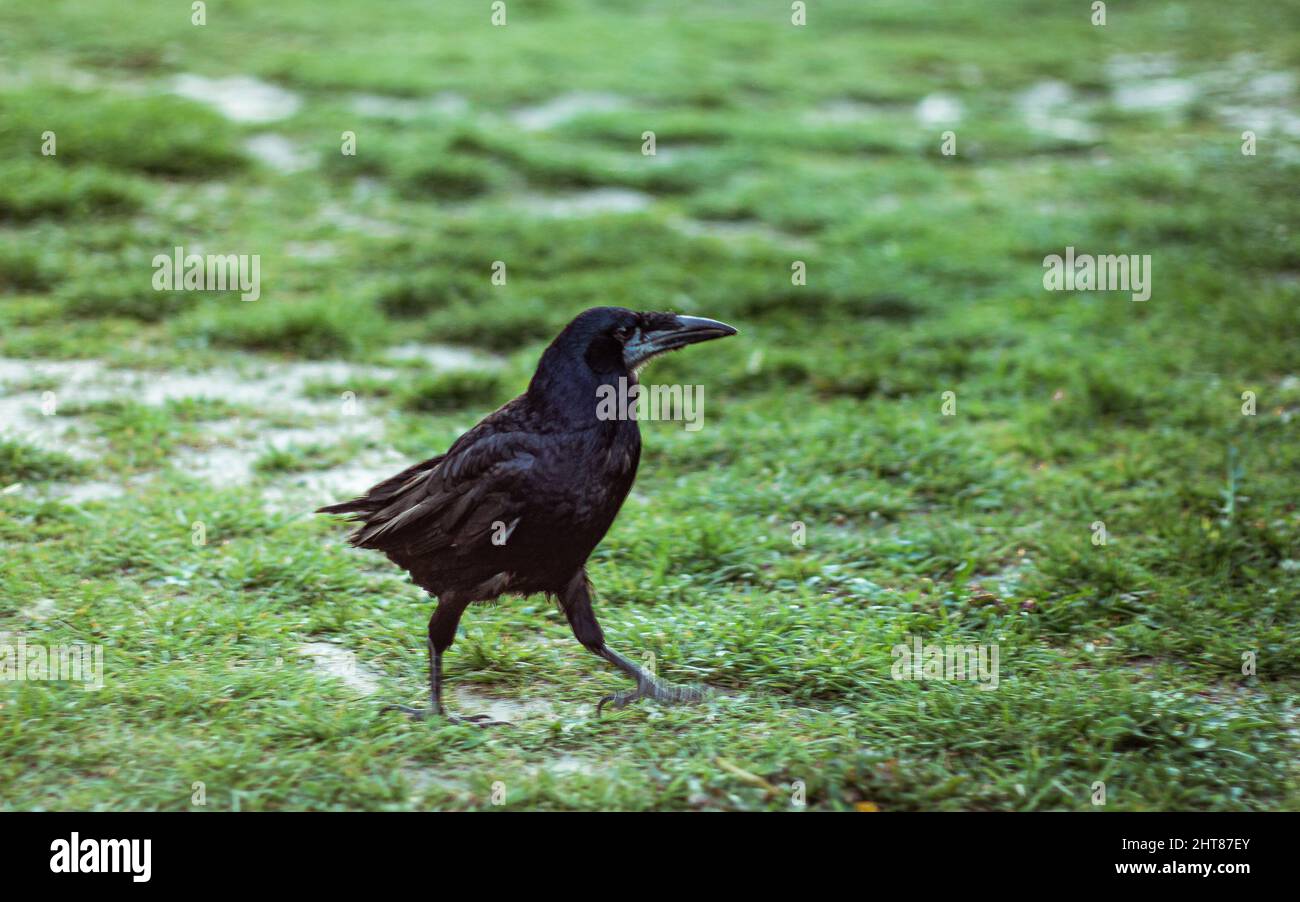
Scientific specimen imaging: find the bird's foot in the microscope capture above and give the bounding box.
[446,712,509,726]
[380,703,431,720]
[380,704,507,726]
[597,679,705,715]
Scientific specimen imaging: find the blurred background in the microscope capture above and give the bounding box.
[0,1,1297,810]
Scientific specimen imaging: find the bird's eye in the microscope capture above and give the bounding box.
[614,326,634,342]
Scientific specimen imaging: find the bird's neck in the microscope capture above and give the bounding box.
[527,346,638,431]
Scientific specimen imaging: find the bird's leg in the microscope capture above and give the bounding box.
[593,645,705,714]
[380,639,451,719]
[560,570,705,715]
[381,598,505,726]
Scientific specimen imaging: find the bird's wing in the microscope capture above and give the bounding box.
[345,409,545,555]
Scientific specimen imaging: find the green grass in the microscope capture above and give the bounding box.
[0,87,247,177]
[0,0,1297,811]
[396,370,507,413]
[0,440,87,483]
[0,159,143,223]
[254,440,372,474]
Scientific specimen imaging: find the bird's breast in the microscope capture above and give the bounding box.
[533,422,639,526]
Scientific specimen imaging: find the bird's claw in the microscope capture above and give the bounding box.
[381,703,431,721]
[448,713,509,727]
[380,704,507,727]
[597,680,705,715]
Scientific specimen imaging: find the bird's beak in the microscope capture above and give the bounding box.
[624,315,738,369]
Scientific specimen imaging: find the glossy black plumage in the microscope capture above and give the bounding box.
[318,306,736,721]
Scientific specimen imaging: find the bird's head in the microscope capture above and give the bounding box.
[528,307,737,422]
[557,306,738,375]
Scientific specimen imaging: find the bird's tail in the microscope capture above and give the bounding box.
[316,497,382,548]
[316,498,373,516]
[316,456,444,546]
